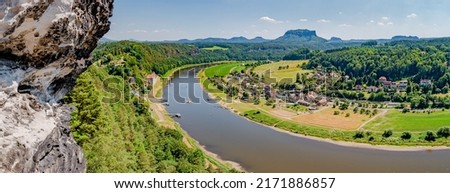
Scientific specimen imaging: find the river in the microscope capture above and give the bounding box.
[163,68,450,172]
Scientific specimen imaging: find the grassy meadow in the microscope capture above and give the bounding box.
[201,46,229,51]
[364,110,450,132]
[204,62,246,77]
[253,60,311,83]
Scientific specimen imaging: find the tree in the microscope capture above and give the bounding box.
[339,102,349,110]
[361,40,378,46]
[353,131,364,139]
[437,127,450,138]
[410,96,428,109]
[382,130,393,138]
[401,132,412,140]
[241,92,249,101]
[425,131,436,142]
[70,74,108,146]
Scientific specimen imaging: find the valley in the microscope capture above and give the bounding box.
[71,29,450,172]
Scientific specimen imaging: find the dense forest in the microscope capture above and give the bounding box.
[305,40,450,109]
[307,46,449,85]
[93,41,228,76]
[69,42,238,172]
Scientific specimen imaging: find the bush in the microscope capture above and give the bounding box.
[345,113,350,117]
[353,131,365,139]
[360,108,366,114]
[368,136,375,141]
[382,130,393,138]
[425,131,436,142]
[333,111,340,115]
[437,127,450,138]
[401,132,412,140]
[339,102,349,110]
[372,109,378,115]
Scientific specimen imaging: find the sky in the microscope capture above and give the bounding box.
[105,0,450,41]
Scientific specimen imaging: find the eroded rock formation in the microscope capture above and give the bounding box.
[0,0,114,173]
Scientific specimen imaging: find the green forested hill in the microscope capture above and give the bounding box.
[69,41,236,173]
[93,41,229,75]
[306,45,450,88]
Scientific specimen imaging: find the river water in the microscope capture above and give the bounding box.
[164,68,450,172]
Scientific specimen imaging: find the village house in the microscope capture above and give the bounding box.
[382,81,393,89]
[306,91,318,101]
[420,79,432,87]
[398,80,408,91]
[264,85,276,99]
[297,99,311,107]
[146,72,160,97]
[288,93,301,103]
[316,98,328,106]
[390,82,397,89]
[379,76,387,83]
[367,86,379,93]
[146,72,160,88]
[355,85,363,91]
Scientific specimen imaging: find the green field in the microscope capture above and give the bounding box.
[253,60,311,83]
[201,46,229,51]
[204,62,246,77]
[364,110,450,132]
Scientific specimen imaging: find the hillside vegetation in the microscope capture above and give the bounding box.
[69,42,237,172]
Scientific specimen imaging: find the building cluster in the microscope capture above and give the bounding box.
[354,76,433,93]
[223,72,329,109]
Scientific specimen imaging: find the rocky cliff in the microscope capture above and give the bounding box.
[275,29,326,43]
[0,0,114,173]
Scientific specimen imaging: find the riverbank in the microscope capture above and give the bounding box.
[153,61,234,98]
[198,69,450,150]
[149,64,244,172]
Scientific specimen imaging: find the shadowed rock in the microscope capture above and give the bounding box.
[0,0,114,173]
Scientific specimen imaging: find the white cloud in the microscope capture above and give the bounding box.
[128,29,148,33]
[339,24,352,27]
[299,18,308,22]
[407,13,417,18]
[338,12,343,15]
[153,29,170,33]
[376,17,393,26]
[259,16,282,24]
[317,19,331,23]
[370,20,375,23]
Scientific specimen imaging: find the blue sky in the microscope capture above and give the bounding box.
[105,0,450,41]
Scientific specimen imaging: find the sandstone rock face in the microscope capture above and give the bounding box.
[0,0,114,173]
[0,81,85,172]
[0,0,114,102]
